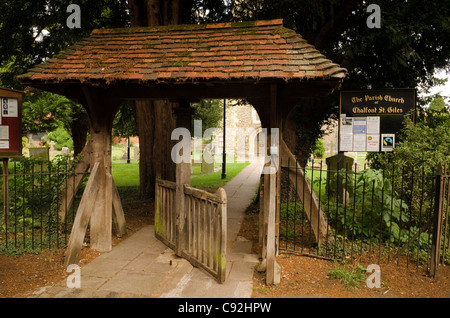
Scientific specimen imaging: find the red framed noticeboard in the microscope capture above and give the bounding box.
[0,88,22,158]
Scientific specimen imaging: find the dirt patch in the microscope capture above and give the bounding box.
[239,199,450,298]
[0,197,153,298]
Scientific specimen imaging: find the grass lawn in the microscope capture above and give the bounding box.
[190,161,250,193]
[111,160,250,194]
[111,161,140,187]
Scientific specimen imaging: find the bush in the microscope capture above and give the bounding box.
[47,127,73,150]
[312,139,325,158]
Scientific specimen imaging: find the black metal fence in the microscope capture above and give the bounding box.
[0,156,88,253]
[279,158,450,275]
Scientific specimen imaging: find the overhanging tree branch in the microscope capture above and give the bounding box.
[314,0,362,50]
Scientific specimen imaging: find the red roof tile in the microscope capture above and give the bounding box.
[18,19,346,86]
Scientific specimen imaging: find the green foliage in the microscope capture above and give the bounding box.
[327,263,367,290]
[0,0,129,89]
[0,156,87,255]
[191,99,224,137]
[324,168,413,244]
[222,0,450,161]
[428,95,446,112]
[113,102,138,138]
[47,127,73,150]
[22,89,78,134]
[368,98,450,174]
[312,139,325,158]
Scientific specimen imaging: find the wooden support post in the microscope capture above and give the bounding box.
[58,143,91,221]
[174,101,192,256]
[65,162,101,267]
[259,175,265,259]
[112,178,127,237]
[265,169,279,284]
[265,84,281,285]
[280,139,330,244]
[74,86,125,253]
[90,168,113,252]
[217,187,227,283]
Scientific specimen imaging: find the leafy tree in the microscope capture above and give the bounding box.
[47,126,74,150]
[191,99,224,137]
[368,95,450,173]
[0,0,129,155]
[428,95,447,112]
[312,139,325,159]
[196,0,450,163]
[4,0,449,191]
[0,0,129,89]
[113,102,138,139]
[22,89,73,134]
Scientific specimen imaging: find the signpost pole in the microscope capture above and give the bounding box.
[221,99,226,179]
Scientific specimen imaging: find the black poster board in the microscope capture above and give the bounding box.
[339,89,416,152]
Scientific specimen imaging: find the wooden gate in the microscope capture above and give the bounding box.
[155,179,227,283]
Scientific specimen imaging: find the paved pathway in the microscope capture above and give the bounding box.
[29,159,264,298]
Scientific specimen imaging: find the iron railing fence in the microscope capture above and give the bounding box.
[0,157,89,253]
[279,158,450,275]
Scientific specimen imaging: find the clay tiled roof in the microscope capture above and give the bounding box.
[18,19,346,86]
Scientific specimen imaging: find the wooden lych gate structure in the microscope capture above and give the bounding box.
[18,19,346,284]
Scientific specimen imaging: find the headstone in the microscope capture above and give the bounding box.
[201,150,215,174]
[61,147,72,157]
[325,154,354,203]
[133,146,140,160]
[29,147,49,161]
[121,148,128,160]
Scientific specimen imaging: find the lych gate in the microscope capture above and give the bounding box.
[18,19,346,284]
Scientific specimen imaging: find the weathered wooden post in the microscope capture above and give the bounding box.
[217,187,228,283]
[174,101,192,256]
[264,84,281,285]
[64,86,126,265]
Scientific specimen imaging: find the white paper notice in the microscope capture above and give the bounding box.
[340,117,353,134]
[0,126,9,140]
[353,134,366,152]
[340,134,353,151]
[0,141,9,149]
[339,117,354,151]
[367,117,380,134]
[366,134,380,152]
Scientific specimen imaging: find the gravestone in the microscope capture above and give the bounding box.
[61,147,72,157]
[29,147,49,171]
[201,150,215,174]
[325,154,355,203]
[29,147,49,161]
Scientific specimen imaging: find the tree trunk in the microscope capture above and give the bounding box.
[134,100,155,197]
[128,0,189,199]
[71,111,90,156]
[152,100,177,182]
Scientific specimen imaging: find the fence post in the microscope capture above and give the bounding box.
[217,187,227,283]
[2,158,9,228]
[430,163,444,278]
